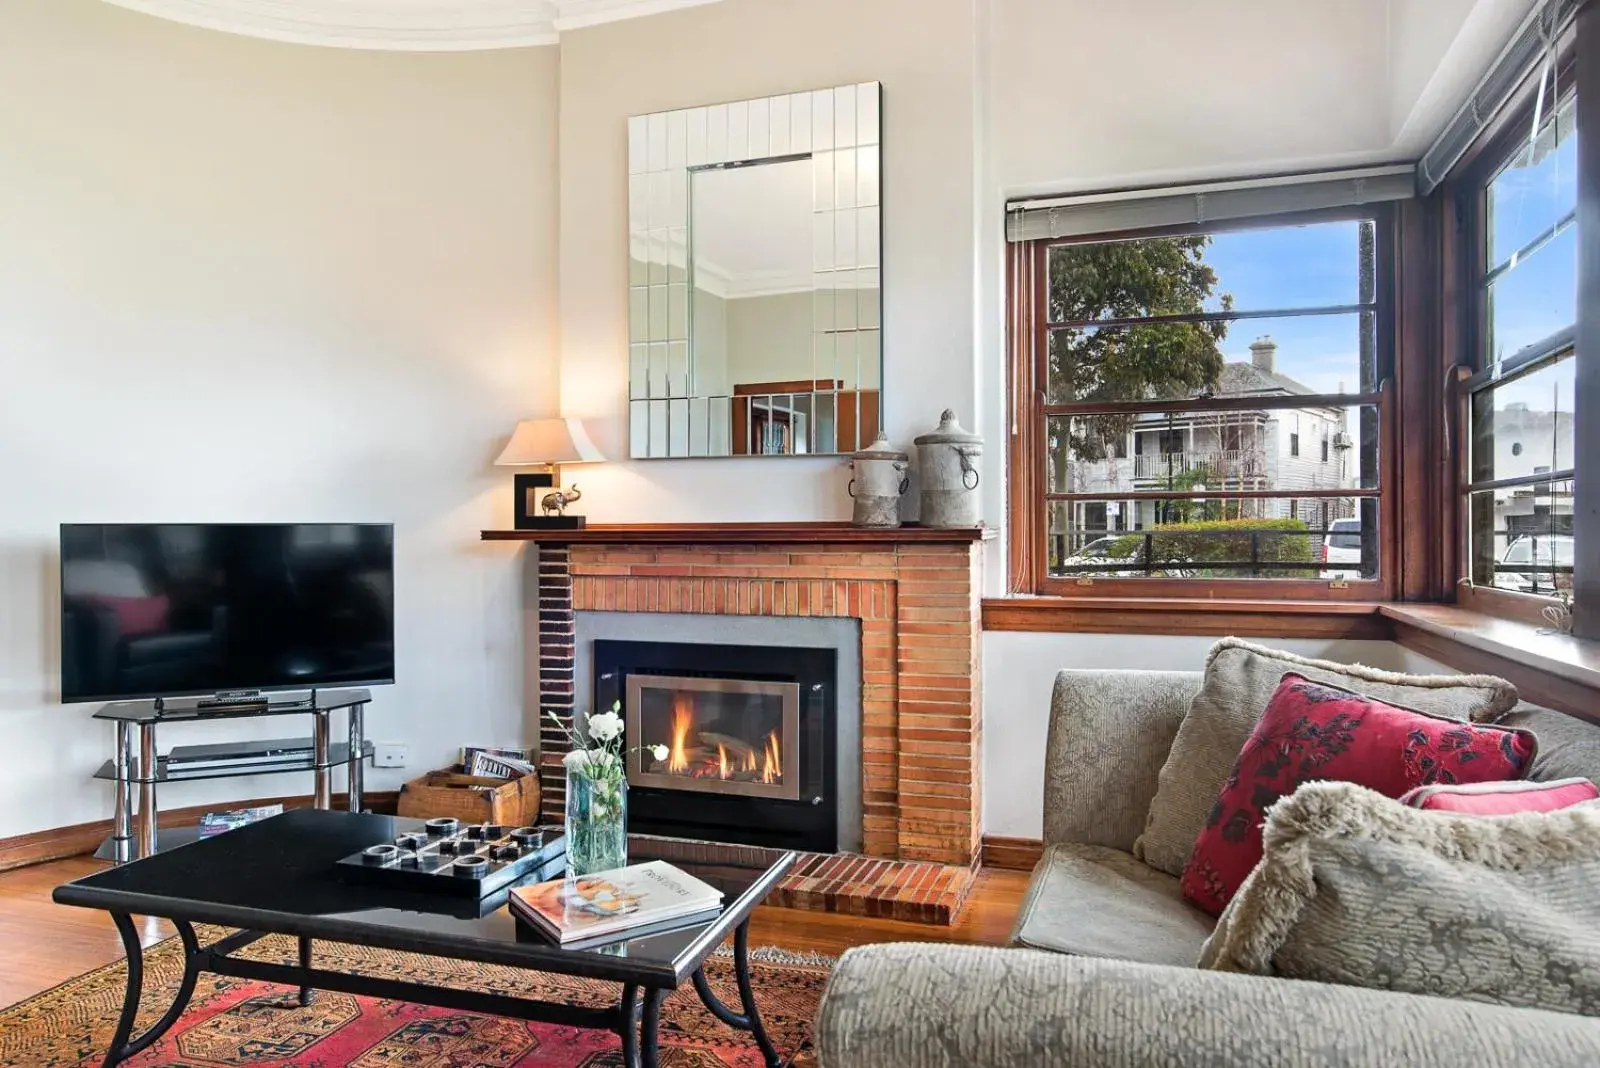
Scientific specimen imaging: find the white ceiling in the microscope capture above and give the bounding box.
[96,0,727,50]
[692,161,814,298]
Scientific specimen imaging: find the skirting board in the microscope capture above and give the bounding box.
[981,835,1043,872]
[0,791,398,873]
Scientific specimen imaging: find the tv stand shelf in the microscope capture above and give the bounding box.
[92,741,375,785]
[92,688,374,863]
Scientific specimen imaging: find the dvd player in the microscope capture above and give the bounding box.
[166,737,315,771]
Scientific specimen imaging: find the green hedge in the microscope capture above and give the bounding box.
[1108,517,1316,578]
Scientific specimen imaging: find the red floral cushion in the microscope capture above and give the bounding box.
[1180,672,1537,916]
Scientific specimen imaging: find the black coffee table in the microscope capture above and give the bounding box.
[52,808,797,1068]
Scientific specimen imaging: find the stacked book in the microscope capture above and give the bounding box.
[509,861,724,949]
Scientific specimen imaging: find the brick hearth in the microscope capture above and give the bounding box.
[507,523,986,888]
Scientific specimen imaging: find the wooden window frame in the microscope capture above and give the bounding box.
[1440,35,1595,634]
[1007,204,1402,601]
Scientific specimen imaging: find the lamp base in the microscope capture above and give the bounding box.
[512,473,588,530]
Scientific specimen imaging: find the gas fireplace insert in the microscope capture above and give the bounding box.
[594,639,837,852]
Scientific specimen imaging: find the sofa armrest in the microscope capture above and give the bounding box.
[1042,669,1200,851]
[816,944,1600,1068]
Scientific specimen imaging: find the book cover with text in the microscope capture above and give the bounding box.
[509,860,723,944]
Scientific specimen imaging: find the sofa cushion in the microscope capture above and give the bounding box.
[1200,780,1600,1016]
[1134,638,1520,877]
[1498,703,1600,785]
[1401,777,1599,814]
[1011,843,1215,967]
[1042,669,1200,853]
[1180,674,1536,916]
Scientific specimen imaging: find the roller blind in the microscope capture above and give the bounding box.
[1005,165,1415,243]
[1417,0,1579,194]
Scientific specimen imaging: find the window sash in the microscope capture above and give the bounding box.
[1010,204,1395,597]
[1453,58,1583,617]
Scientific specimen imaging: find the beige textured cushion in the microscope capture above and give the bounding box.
[1201,781,1600,1016]
[1499,703,1600,785]
[1133,638,1519,876]
[1011,843,1215,967]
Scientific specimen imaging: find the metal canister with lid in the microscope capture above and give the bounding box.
[914,409,983,528]
[847,433,910,528]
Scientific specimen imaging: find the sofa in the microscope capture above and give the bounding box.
[815,668,1600,1067]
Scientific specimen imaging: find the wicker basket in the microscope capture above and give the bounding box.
[396,768,541,827]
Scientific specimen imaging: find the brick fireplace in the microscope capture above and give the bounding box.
[503,523,987,870]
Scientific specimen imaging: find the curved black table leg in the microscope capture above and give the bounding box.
[103,915,202,1067]
[618,983,640,1068]
[297,936,316,1006]
[640,987,665,1068]
[689,922,782,1068]
[732,923,782,1067]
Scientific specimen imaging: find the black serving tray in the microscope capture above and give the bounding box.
[335,820,566,899]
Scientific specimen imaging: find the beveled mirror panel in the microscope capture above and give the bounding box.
[628,83,883,458]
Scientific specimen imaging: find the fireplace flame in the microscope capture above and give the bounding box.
[761,732,781,785]
[654,690,782,788]
[668,694,693,774]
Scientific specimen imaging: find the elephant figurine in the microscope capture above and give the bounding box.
[541,484,582,517]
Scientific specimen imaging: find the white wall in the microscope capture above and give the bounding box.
[0,0,560,838]
[724,292,818,388]
[982,633,1455,838]
[555,0,979,521]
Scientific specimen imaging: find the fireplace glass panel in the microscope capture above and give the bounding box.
[625,674,802,801]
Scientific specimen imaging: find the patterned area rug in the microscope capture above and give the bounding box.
[0,928,830,1067]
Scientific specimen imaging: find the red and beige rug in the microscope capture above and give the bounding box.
[0,929,830,1067]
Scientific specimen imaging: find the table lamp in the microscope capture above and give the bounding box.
[495,417,604,530]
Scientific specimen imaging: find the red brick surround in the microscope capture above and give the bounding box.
[526,528,985,868]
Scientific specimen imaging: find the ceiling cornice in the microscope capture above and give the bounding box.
[97,0,727,51]
[551,0,725,32]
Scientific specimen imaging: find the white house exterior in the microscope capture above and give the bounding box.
[1475,400,1575,570]
[1064,338,1354,539]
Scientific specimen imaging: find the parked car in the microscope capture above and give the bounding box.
[1060,535,1142,576]
[1320,518,1362,580]
[1497,534,1574,595]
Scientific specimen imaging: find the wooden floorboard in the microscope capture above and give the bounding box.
[0,857,1028,1008]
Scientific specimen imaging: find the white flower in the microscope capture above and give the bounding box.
[650,744,669,763]
[588,748,619,771]
[587,710,624,743]
[562,749,591,770]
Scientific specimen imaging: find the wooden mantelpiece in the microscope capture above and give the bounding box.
[481,522,994,545]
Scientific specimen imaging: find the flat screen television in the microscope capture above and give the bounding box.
[60,523,395,703]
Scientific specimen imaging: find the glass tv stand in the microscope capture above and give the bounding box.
[91,689,373,862]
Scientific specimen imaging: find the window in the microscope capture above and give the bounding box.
[1321,435,1331,463]
[1459,84,1579,603]
[1008,196,1391,595]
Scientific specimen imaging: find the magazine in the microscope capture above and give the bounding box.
[460,746,535,778]
[509,861,724,945]
[468,750,536,779]
[198,804,284,839]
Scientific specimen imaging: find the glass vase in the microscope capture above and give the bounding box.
[565,766,627,876]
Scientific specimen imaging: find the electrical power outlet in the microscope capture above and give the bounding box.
[374,742,408,768]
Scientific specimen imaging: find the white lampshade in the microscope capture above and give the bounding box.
[495,418,604,467]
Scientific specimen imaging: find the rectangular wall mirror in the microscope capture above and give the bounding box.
[628,83,883,458]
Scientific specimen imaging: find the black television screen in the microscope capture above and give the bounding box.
[60,523,395,703]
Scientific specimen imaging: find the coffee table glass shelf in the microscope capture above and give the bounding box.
[53,809,797,1068]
